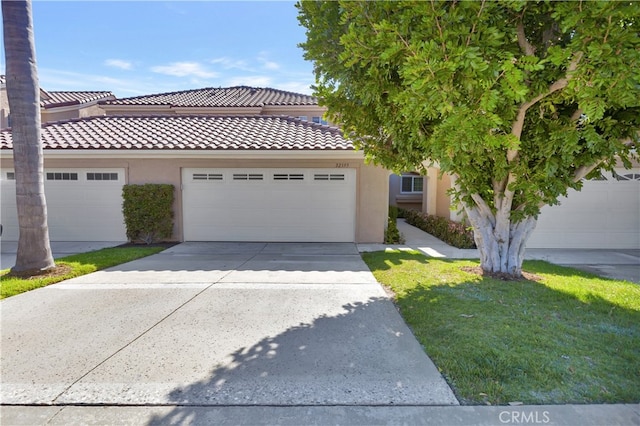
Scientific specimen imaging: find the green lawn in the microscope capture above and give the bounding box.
[362,250,640,405]
[1,246,165,299]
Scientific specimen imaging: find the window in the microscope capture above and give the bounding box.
[298,116,308,121]
[6,172,15,180]
[274,173,304,181]
[233,173,263,181]
[314,173,345,181]
[615,173,640,181]
[311,116,328,125]
[46,172,78,181]
[401,175,423,193]
[193,173,223,181]
[87,172,118,181]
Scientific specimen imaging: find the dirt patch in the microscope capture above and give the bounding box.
[6,264,73,280]
[461,266,542,282]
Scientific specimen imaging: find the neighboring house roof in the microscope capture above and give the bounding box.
[100,86,318,108]
[40,90,115,109]
[0,75,114,108]
[0,115,353,151]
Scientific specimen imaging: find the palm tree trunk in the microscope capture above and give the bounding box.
[2,0,55,272]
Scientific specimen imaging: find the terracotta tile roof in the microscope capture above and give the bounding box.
[0,115,353,151]
[101,86,318,108]
[40,91,115,109]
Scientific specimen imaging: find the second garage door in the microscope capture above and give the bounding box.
[1,168,126,241]
[527,168,640,249]
[182,168,357,242]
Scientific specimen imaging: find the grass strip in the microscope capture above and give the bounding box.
[362,250,640,405]
[1,246,165,299]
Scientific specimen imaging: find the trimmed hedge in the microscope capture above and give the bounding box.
[122,184,174,244]
[385,206,404,244]
[404,209,476,249]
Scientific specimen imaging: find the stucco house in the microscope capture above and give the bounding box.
[389,162,640,249]
[0,75,114,129]
[0,86,388,243]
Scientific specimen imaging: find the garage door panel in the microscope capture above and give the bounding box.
[528,170,639,249]
[183,168,356,242]
[0,169,126,242]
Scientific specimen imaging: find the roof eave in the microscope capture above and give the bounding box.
[0,148,363,160]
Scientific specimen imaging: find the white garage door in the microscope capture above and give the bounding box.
[527,169,640,249]
[1,168,126,242]
[182,168,356,242]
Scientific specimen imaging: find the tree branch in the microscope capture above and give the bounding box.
[429,0,448,60]
[470,193,496,227]
[570,108,583,122]
[466,0,486,48]
[509,51,584,161]
[572,163,601,183]
[516,20,535,56]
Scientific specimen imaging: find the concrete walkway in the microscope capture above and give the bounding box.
[358,219,640,284]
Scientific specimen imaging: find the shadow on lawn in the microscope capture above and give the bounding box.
[363,250,640,404]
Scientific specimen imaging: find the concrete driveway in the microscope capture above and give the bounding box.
[1,242,458,412]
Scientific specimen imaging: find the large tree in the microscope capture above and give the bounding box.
[2,0,55,272]
[298,0,639,277]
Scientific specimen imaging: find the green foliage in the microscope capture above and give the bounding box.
[298,0,640,220]
[384,217,402,244]
[362,251,640,404]
[388,205,399,220]
[122,184,174,244]
[404,209,476,249]
[385,205,403,244]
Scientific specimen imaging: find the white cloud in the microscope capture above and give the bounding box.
[276,81,314,95]
[104,59,133,70]
[151,62,218,78]
[257,51,280,71]
[210,57,252,71]
[225,75,273,87]
[38,68,181,97]
[262,60,280,71]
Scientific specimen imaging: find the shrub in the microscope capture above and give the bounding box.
[122,184,174,244]
[385,206,405,244]
[389,205,399,220]
[404,210,476,249]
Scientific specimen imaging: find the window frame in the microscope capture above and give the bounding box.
[400,175,424,194]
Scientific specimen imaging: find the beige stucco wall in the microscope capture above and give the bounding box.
[1,154,387,243]
[41,103,107,123]
[436,171,452,218]
[0,86,9,129]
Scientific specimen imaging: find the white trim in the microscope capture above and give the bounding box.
[100,105,172,113]
[172,106,261,115]
[1,149,363,160]
[42,98,114,114]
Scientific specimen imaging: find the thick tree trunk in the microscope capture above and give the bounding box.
[464,203,537,278]
[2,0,55,272]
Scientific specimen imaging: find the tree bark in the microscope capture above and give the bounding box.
[2,0,55,272]
[464,202,537,278]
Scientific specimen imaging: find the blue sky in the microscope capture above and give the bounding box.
[2,1,315,97]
